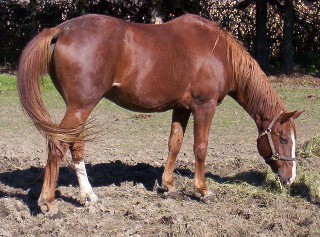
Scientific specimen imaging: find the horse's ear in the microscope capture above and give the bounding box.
[291,110,304,120]
[279,110,304,124]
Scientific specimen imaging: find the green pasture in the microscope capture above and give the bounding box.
[1,74,320,203]
[0,74,59,107]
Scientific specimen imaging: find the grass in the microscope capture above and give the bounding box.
[0,74,65,130]
[293,169,320,203]
[0,74,19,107]
[0,74,62,108]
[0,74,56,92]
[295,135,320,203]
[298,135,320,158]
[203,165,320,205]
[0,74,17,92]
[275,85,320,129]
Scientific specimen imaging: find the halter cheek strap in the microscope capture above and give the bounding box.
[258,114,295,163]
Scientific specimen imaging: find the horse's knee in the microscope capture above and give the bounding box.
[168,142,182,157]
[193,143,207,160]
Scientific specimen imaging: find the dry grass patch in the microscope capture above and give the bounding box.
[298,134,320,158]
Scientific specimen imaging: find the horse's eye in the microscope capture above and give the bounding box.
[280,137,288,144]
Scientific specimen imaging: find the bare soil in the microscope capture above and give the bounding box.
[0,76,320,236]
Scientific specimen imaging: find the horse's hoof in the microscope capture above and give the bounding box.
[38,197,50,212]
[39,202,49,213]
[38,200,60,217]
[80,191,99,206]
[164,191,186,201]
[46,206,62,219]
[200,191,216,203]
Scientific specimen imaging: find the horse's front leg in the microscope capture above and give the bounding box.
[71,141,98,205]
[162,108,190,194]
[192,102,216,202]
[38,141,68,214]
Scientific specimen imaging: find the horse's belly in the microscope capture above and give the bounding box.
[105,85,176,112]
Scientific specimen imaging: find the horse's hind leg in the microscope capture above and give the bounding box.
[38,140,68,214]
[162,108,190,193]
[70,140,98,204]
[38,106,95,213]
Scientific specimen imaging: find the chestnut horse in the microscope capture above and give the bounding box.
[18,14,303,213]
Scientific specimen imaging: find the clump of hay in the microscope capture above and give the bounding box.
[294,171,320,203]
[298,135,320,158]
[293,135,320,203]
[264,167,290,195]
[264,168,320,202]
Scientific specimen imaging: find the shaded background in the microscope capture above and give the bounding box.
[0,0,319,75]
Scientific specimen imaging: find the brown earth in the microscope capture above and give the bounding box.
[0,75,320,236]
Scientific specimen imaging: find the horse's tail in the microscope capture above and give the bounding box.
[17,27,84,143]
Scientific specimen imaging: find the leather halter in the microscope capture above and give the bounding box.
[258,114,295,163]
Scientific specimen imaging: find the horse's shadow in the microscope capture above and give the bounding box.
[0,160,317,215]
[0,161,168,215]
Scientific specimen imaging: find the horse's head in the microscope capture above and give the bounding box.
[257,111,304,185]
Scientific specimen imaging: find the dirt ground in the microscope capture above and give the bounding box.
[0,75,320,236]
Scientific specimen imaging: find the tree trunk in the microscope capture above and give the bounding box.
[151,0,163,24]
[255,0,269,72]
[29,0,38,38]
[77,0,90,16]
[283,0,294,75]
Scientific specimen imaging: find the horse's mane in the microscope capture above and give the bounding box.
[221,30,286,118]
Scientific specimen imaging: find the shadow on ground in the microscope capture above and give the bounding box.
[0,161,317,214]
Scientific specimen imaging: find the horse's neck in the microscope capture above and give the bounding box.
[222,31,286,133]
[231,73,286,133]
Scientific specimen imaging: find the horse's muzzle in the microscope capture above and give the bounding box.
[279,175,295,186]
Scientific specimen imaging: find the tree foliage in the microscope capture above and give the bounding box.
[0,0,319,73]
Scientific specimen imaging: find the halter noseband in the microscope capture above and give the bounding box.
[258,114,295,163]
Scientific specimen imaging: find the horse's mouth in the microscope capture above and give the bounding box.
[279,175,295,186]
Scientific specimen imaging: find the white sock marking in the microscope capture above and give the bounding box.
[289,129,296,184]
[74,161,94,194]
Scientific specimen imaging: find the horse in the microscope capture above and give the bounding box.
[17,14,303,214]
